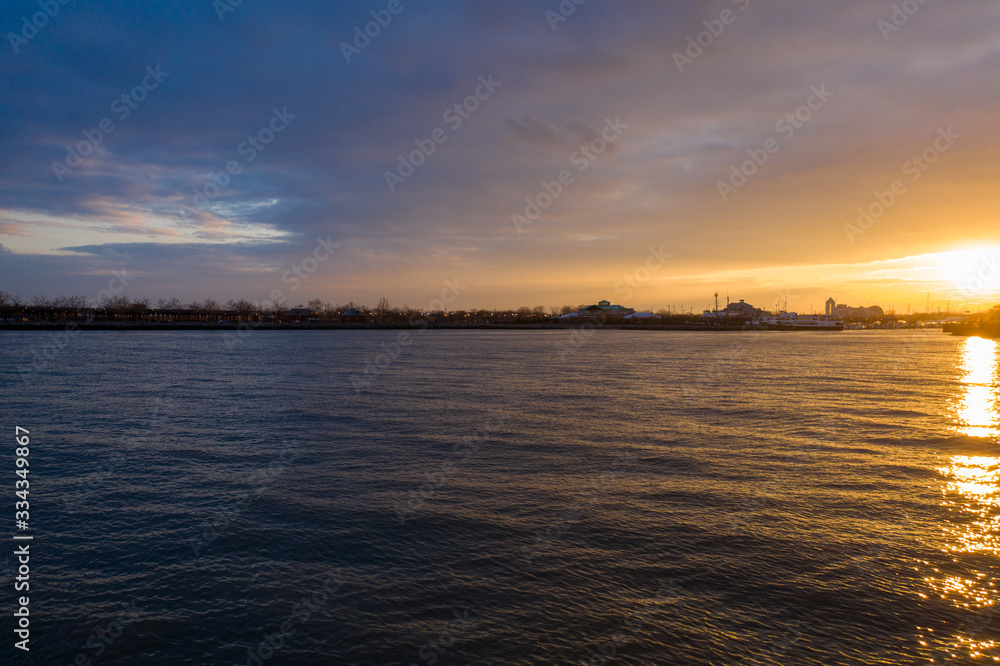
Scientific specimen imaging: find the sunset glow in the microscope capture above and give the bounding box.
[1,2,998,310]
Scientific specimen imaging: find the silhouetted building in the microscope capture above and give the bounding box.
[702,299,769,319]
[624,312,662,323]
[577,299,635,318]
[341,308,367,323]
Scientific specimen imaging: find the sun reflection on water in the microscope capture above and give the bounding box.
[954,337,1000,438]
[938,456,1000,558]
[929,455,1000,659]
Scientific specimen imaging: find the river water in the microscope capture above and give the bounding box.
[1,328,997,664]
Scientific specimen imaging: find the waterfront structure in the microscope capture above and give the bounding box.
[577,300,635,318]
[701,299,770,319]
[624,312,662,323]
[825,297,884,320]
[341,308,367,323]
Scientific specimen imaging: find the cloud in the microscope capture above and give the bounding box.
[1,0,998,307]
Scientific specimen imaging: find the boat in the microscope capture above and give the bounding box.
[945,322,1000,338]
[758,313,844,331]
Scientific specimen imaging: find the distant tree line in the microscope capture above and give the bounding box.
[0,289,698,324]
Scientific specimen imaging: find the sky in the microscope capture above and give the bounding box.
[1,0,998,313]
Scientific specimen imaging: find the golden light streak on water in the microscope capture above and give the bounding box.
[936,336,1000,659]
[954,337,1000,438]
[931,453,1000,659]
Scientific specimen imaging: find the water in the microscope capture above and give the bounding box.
[1,329,998,664]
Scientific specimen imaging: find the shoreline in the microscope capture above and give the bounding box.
[0,322,935,332]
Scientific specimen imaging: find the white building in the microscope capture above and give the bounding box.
[825,297,884,320]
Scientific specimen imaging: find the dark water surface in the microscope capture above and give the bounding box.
[1,329,998,664]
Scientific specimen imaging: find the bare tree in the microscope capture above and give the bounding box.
[130,297,150,310]
[30,295,49,307]
[202,298,220,313]
[307,298,324,313]
[375,297,391,324]
[226,298,257,320]
[157,297,182,309]
[262,294,286,314]
[186,300,203,312]
[0,290,10,307]
[101,294,131,310]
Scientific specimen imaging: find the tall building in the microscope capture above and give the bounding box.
[825,297,884,320]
